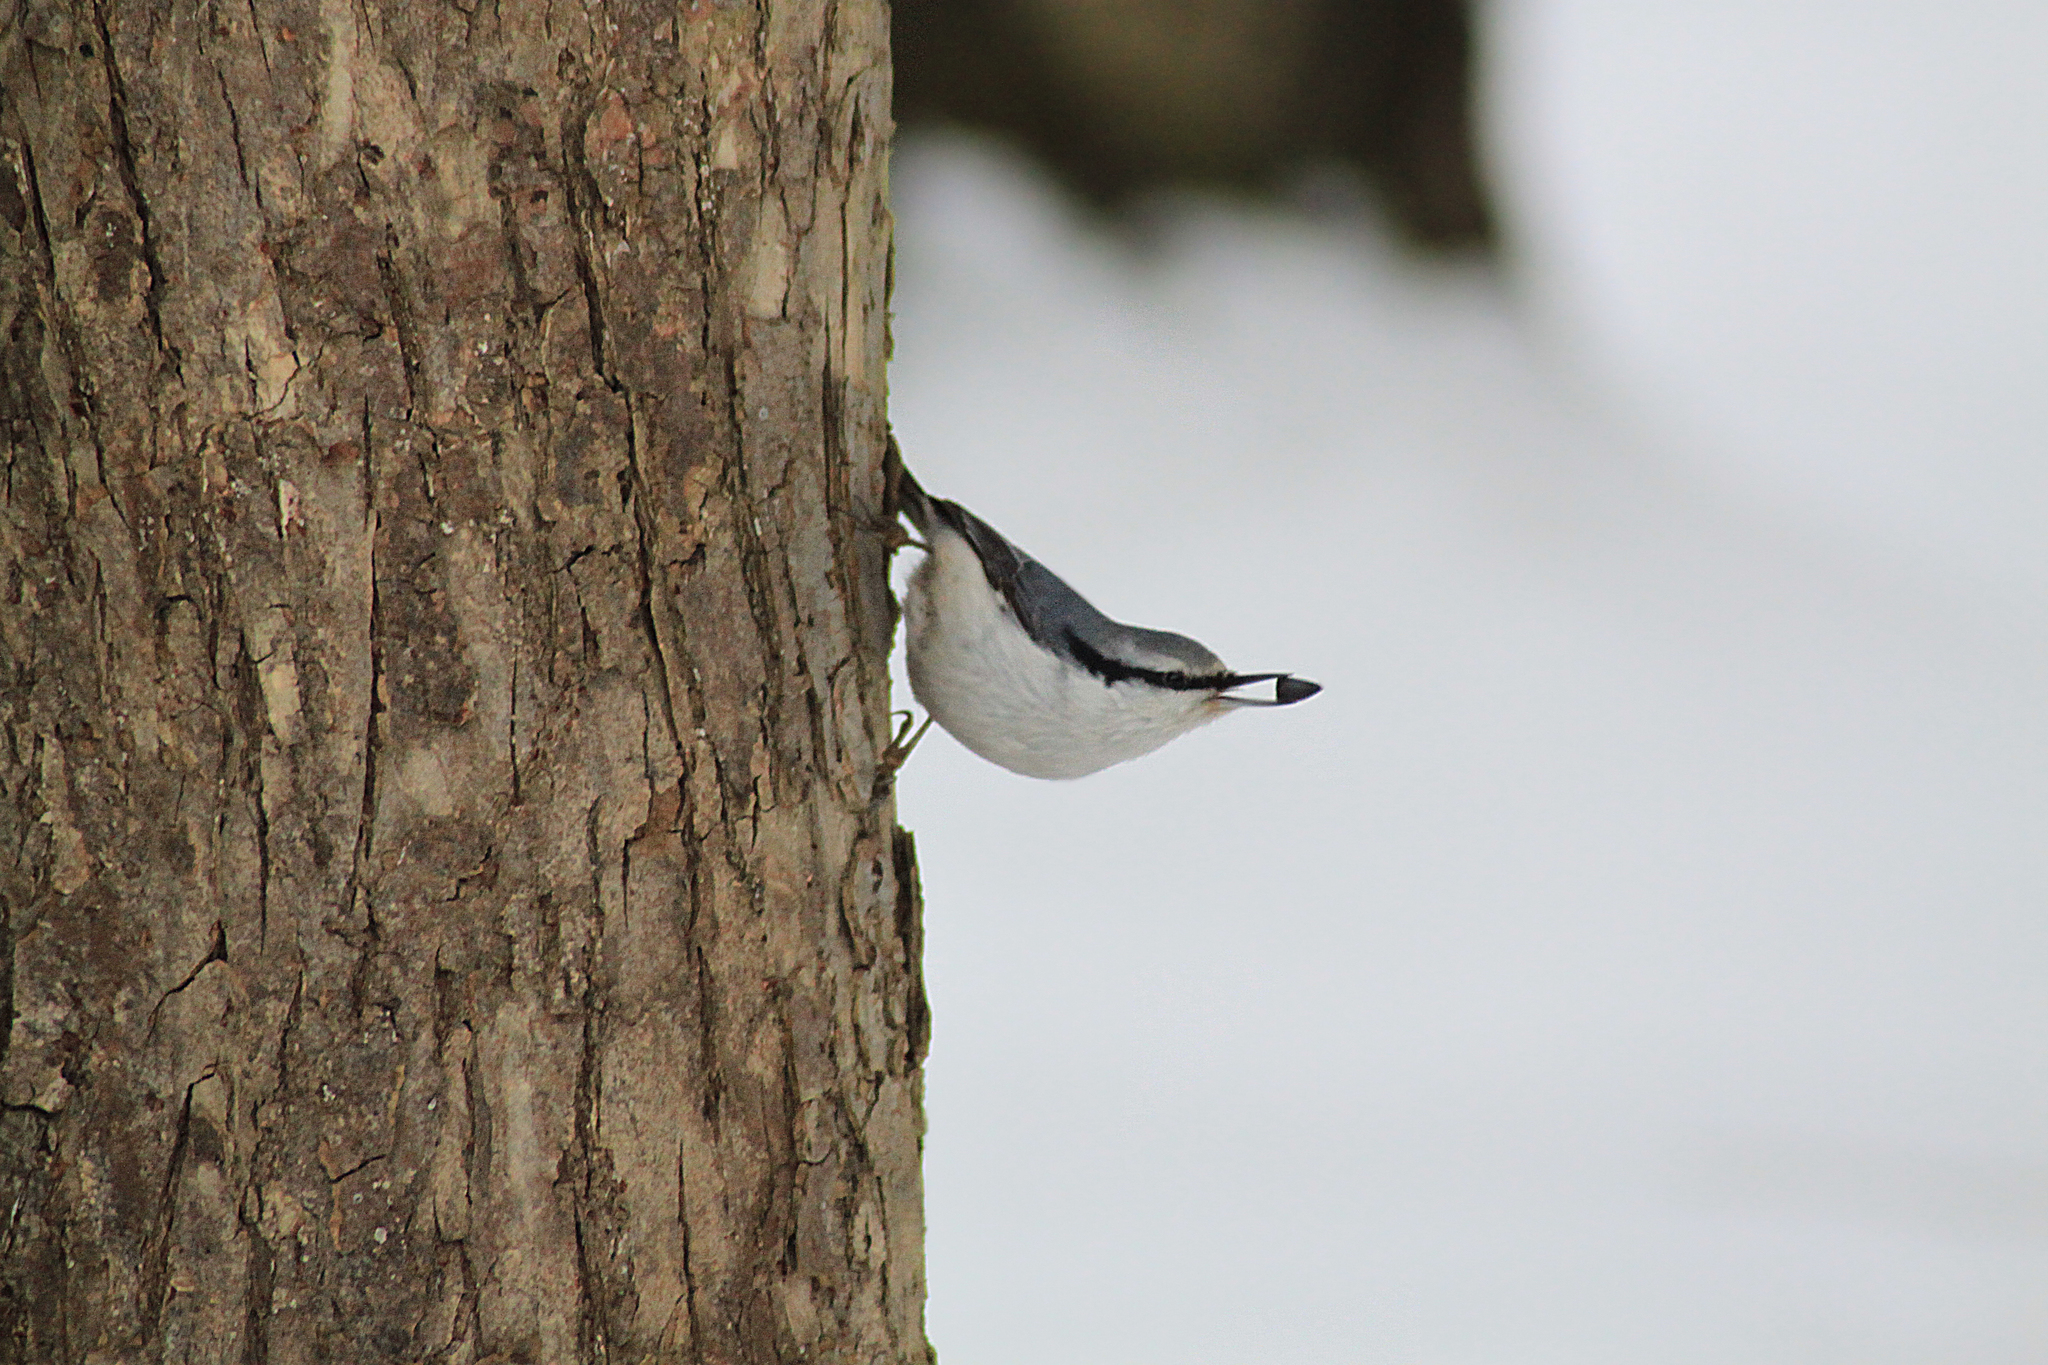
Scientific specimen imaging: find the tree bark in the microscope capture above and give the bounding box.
[0,1,926,1361]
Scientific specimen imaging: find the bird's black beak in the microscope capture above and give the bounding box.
[1217,673,1323,707]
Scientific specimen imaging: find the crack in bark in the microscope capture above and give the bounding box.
[268,970,305,1110]
[237,1206,274,1365]
[343,505,385,1014]
[242,0,272,74]
[570,1207,606,1365]
[90,0,171,361]
[214,65,260,211]
[816,369,875,786]
[714,365,793,817]
[144,925,230,1039]
[622,439,688,771]
[561,99,612,382]
[568,1003,613,1365]
[673,1180,703,1356]
[358,398,375,530]
[323,1151,388,1183]
[373,232,424,417]
[15,138,113,511]
[773,1000,804,1283]
[0,866,12,1082]
[349,528,383,904]
[497,189,540,323]
[508,654,522,806]
[230,623,276,944]
[450,1229,484,1360]
[252,743,271,945]
[683,861,724,1133]
[891,828,929,1069]
[138,1069,213,1344]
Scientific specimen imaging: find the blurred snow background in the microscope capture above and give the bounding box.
[886,4,2048,1361]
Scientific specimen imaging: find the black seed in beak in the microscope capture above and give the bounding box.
[1274,676,1322,705]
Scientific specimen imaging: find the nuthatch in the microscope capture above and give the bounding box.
[891,441,1320,779]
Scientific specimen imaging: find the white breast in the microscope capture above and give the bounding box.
[904,530,1226,779]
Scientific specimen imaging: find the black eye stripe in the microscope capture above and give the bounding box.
[1063,630,1233,692]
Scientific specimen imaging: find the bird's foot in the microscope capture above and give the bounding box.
[878,519,927,555]
[877,710,935,778]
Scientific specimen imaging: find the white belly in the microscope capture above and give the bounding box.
[904,532,1223,779]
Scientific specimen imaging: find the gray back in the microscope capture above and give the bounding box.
[937,498,1229,680]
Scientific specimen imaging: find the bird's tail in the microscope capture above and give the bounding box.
[886,430,938,536]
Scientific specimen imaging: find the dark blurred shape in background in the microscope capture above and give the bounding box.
[893,0,1493,249]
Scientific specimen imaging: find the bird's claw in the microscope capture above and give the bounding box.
[878,710,935,778]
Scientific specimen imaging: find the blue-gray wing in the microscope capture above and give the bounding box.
[935,499,1230,681]
[889,438,1236,683]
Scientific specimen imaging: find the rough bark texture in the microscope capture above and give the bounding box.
[0,1,926,1361]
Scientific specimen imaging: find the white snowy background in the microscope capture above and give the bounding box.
[885,4,2048,1361]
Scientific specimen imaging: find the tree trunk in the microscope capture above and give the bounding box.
[0,1,926,1361]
